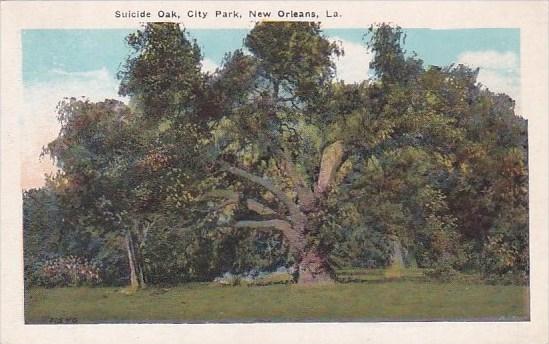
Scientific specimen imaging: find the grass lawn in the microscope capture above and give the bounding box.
[25,270,529,323]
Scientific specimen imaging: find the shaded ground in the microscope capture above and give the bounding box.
[26,269,529,323]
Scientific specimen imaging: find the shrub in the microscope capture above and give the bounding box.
[32,256,102,287]
[213,272,243,286]
[212,268,294,287]
[483,271,529,286]
[424,263,458,282]
[252,272,293,286]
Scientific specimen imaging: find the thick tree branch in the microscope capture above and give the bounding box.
[201,189,240,202]
[315,140,345,196]
[199,189,241,210]
[141,215,160,246]
[215,199,240,209]
[234,219,303,252]
[246,198,276,215]
[277,149,316,212]
[277,95,297,102]
[221,163,304,225]
[235,219,291,231]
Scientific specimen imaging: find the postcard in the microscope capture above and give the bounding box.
[1,1,548,343]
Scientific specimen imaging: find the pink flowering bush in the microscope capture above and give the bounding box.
[36,256,102,287]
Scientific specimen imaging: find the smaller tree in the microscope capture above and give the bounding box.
[45,98,151,289]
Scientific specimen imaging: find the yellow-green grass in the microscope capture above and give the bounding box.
[26,279,529,323]
[336,267,426,282]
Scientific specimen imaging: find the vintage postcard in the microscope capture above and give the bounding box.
[1,1,548,343]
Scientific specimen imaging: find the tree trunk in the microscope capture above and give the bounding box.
[292,140,344,284]
[391,239,405,267]
[297,247,334,285]
[125,231,139,289]
[128,230,147,288]
[223,153,347,285]
[138,263,146,288]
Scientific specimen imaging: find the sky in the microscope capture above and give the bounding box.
[21,27,520,190]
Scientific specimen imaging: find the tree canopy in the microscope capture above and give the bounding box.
[24,22,528,288]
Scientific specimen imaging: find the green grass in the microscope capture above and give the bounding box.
[335,267,426,282]
[26,273,529,323]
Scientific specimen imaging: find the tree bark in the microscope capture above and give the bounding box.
[222,164,303,222]
[297,247,334,284]
[315,141,345,196]
[234,219,304,255]
[277,150,316,212]
[246,198,276,215]
[222,146,348,285]
[125,231,139,289]
[138,262,146,288]
[128,232,146,288]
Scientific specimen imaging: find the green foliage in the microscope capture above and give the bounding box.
[424,264,459,282]
[118,22,203,120]
[366,23,423,84]
[23,188,64,266]
[24,22,528,287]
[245,21,342,104]
[140,222,289,284]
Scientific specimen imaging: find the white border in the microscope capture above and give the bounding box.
[1,2,548,344]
